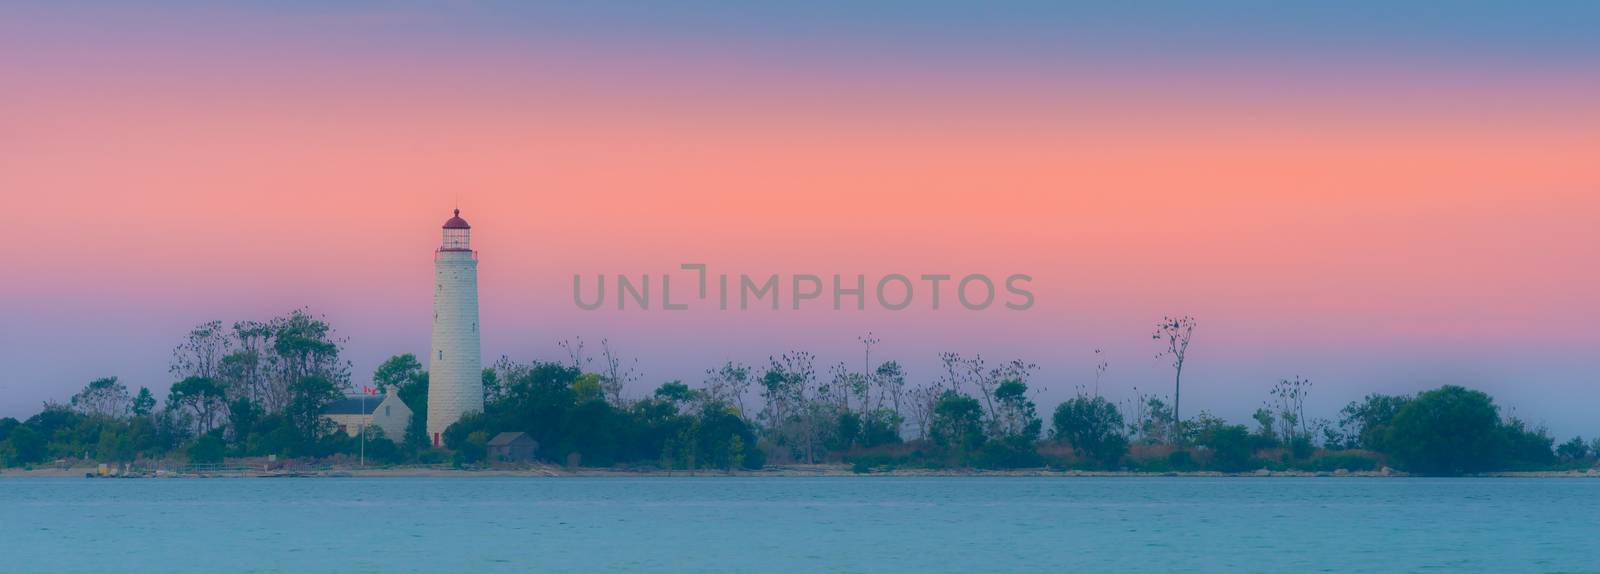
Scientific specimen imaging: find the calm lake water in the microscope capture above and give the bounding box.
[1,477,1595,573]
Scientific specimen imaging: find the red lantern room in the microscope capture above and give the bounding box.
[441,209,471,251]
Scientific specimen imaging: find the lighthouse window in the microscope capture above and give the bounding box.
[438,350,444,360]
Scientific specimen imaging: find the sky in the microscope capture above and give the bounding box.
[2,2,1597,435]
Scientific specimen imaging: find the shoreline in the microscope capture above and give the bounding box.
[4,464,1596,479]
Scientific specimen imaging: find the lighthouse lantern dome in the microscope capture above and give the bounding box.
[441,209,471,251]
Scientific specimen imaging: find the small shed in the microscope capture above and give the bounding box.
[487,432,539,462]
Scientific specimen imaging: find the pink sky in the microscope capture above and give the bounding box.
[2,3,1597,434]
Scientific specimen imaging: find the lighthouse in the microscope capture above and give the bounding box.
[427,209,482,447]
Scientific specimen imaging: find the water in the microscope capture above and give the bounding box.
[1,477,1595,573]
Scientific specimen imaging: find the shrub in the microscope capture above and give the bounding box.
[1167,450,1196,471]
[1289,435,1315,460]
[1299,453,1380,472]
[1556,437,1590,463]
[1199,425,1255,472]
[1387,386,1504,476]
[187,435,226,464]
[976,436,1044,469]
[1051,396,1129,467]
[1501,419,1555,470]
[930,392,986,458]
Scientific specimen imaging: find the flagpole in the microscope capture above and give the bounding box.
[360,390,366,467]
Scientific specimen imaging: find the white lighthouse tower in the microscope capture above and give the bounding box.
[427,209,482,447]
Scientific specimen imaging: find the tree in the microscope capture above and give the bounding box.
[929,392,986,457]
[1091,348,1109,396]
[659,436,676,474]
[653,381,699,406]
[270,310,351,407]
[227,398,263,450]
[726,434,746,474]
[1052,395,1128,466]
[442,411,491,452]
[94,427,134,462]
[828,362,868,415]
[453,431,489,466]
[907,385,940,441]
[1250,408,1280,448]
[1339,393,1412,452]
[871,360,907,428]
[1556,436,1590,462]
[1387,386,1505,476]
[2,425,47,466]
[167,376,227,435]
[1268,377,1313,458]
[834,411,861,450]
[856,333,880,411]
[1151,316,1195,440]
[1125,390,1175,445]
[935,353,1036,429]
[187,435,226,464]
[598,338,640,406]
[759,352,827,464]
[70,377,131,419]
[481,368,502,403]
[993,380,1042,441]
[1198,424,1255,472]
[978,380,1045,470]
[702,361,753,419]
[674,423,700,473]
[1500,418,1555,469]
[372,354,423,393]
[131,387,156,417]
[398,371,430,449]
[285,375,342,445]
[858,408,903,448]
[170,320,232,381]
[693,403,762,471]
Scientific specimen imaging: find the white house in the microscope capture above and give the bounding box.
[323,392,412,441]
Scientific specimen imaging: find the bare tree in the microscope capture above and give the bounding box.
[70,377,131,419]
[598,338,640,406]
[963,355,999,418]
[873,361,907,421]
[1152,315,1196,440]
[229,320,280,409]
[935,352,972,395]
[170,321,232,381]
[827,362,860,413]
[1123,386,1174,445]
[1269,376,1312,444]
[702,361,753,419]
[558,337,590,371]
[858,332,880,411]
[758,352,825,463]
[268,309,352,400]
[1092,348,1109,397]
[907,384,941,441]
[934,352,1036,433]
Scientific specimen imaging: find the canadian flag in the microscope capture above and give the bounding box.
[362,385,378,396]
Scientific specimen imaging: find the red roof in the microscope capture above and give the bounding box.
[443,209,471,229]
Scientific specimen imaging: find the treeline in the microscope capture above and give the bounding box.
[0,310,363,467]
[2,314,1597,477]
